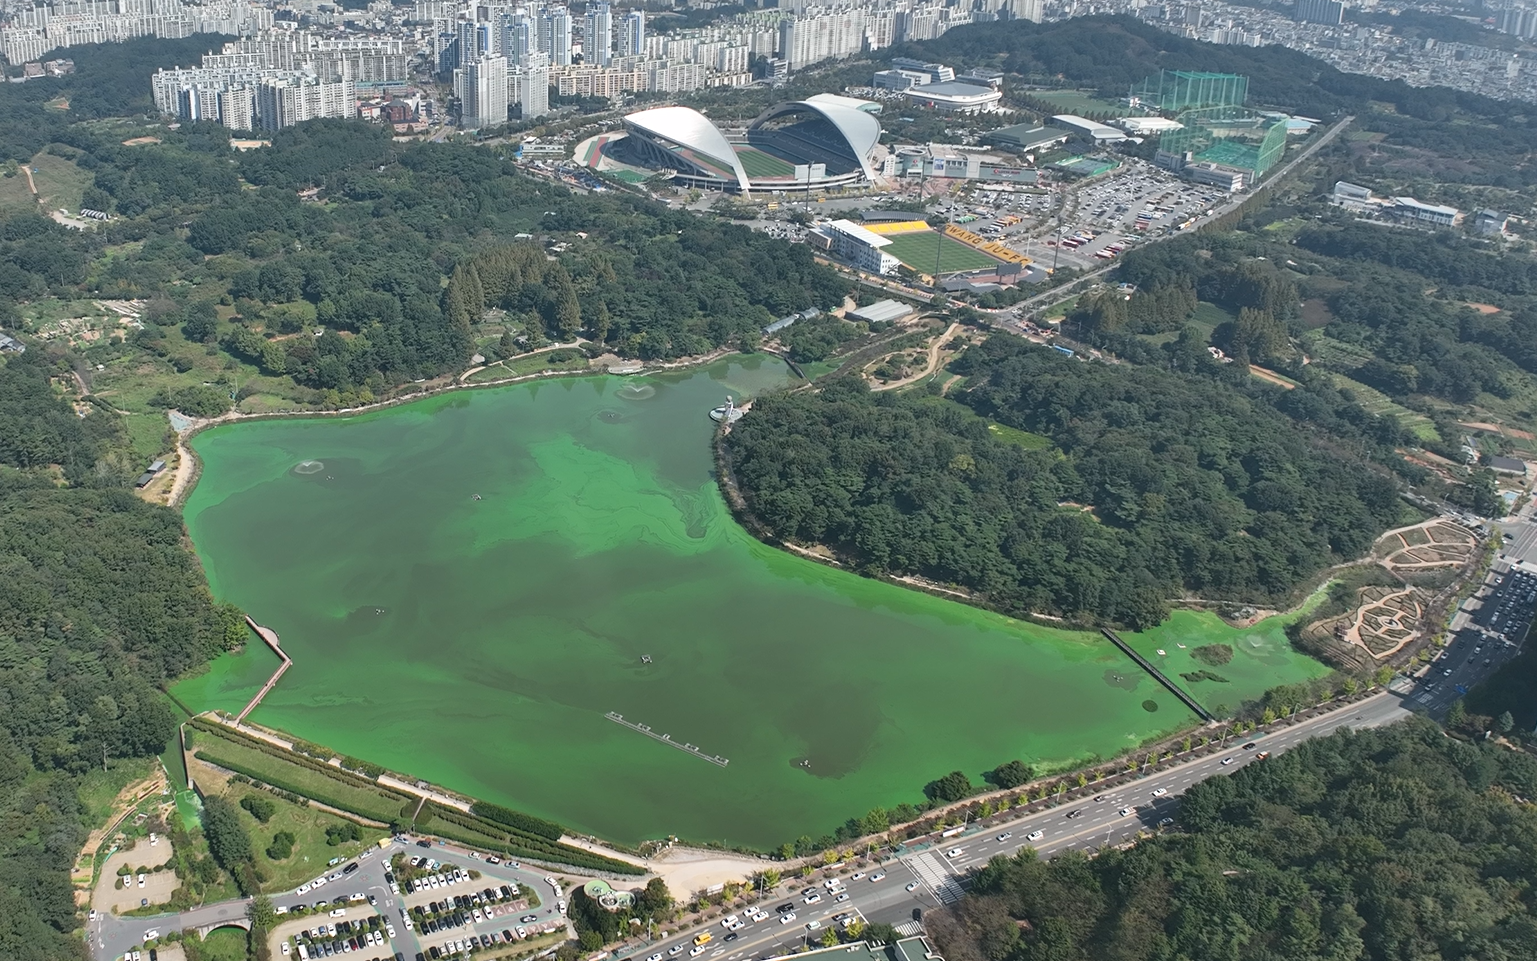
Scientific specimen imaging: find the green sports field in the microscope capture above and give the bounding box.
[734,147,796,178]
[882,230,1001,273]
[1032,89,1126,117]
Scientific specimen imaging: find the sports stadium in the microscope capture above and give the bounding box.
[584,99,882,195]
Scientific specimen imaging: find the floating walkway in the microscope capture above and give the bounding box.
[605,712,729,766]
[1101,629,1214,722]
[235,615,293,725]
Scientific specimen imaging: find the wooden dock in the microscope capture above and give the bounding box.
[605,712,729,767]
[236,615,293,725]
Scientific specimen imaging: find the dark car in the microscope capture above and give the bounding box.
[520,915,538,924]
[417,839,434,848]
[777,903,795,914]
[724,934,739,943]
[1243,743,1257,750]
[1065,810,1083,819]
[343,862,360,874]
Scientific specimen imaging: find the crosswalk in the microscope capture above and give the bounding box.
[893,921,923,937]
[905,852,965,905]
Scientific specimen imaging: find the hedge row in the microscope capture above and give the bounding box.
[190,723,639,874]
[429,805,641,875]
[470,802,563,841]
[193,750,399,823]
[191,721,408,799]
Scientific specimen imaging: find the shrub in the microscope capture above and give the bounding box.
[241,794,277,823]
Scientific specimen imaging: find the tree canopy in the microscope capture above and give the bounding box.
[725,338,1407,627]
[928,718,1537,961]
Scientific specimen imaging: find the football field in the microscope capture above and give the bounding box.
[882,230,1001,273]
[734,147,796,178]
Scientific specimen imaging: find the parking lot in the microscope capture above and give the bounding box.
[921,161,1226,274]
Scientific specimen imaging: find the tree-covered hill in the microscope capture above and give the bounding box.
[723,337,1408,627]
[0,351,244,961]
[898,16,1537,187]
[926,718,1537,961]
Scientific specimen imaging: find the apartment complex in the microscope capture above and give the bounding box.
[0,0,268,65]
[150,28,395,129]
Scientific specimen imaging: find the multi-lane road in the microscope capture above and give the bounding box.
[622,691,1410,961]
[94,840,570,961]
[95,690,1411,961]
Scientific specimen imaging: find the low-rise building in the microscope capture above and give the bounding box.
[1392,196,1460,227]
[904,80,1002,114]
[813,219,902,275]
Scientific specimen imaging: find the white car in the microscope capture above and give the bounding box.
[835,893,850,903]
[1151,788,1168,797]
[945,848,963,859]
[143,930,159,942]
[803,893,821,904]
[1026,831,1044,842]
[1119,808,1134,817]
[806,921,822,932]
[870,872,885,882]
[281,942,291,956]
[850,872,865,880]
[995,832,1013,842]
[780,913,798,925]
[649,954,664,961]
[669,946,686,955]
[690,948,707,958]
[1221,757,1235,766]
[906,882,919,892]
[330,908,347,918]
[722,915,739,927]
[136,875,145,888]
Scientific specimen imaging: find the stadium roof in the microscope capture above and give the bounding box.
[750,100,881,180]
[624,105,749,193]
[806,92,882,115]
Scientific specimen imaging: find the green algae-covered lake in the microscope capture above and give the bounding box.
[175,357,1327,849]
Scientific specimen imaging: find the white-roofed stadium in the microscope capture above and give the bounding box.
[612,100,882,195]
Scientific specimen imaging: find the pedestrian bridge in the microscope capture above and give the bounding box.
[195,918,252,939]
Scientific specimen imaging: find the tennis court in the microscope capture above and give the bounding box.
[734,147,796,178]
[882,231,1001,273]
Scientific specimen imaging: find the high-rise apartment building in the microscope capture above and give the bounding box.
[510,55,550,117]
[254,75,355,130]
[1295,0,1345,25]
[455,54,509,128]
[584,1,611,66]
[617,9,644,57]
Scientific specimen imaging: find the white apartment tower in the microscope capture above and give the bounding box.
[455,54,509,129]
[584,1,612,66]
[510,55,550,118]
[617,9,644,57]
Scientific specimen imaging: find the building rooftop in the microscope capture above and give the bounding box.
[984,123,1070,150]
[823,219,894,249]
[849,299,915,324]
[1489,455,1527,474]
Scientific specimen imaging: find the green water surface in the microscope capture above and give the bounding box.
[175,357,1321,848]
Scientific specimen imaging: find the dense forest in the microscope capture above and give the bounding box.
[1108,230,1534,410]
[927,718,1537,961]
[0,72,847,410]
[724,337,1407,627]
[0,351,245,961]
[898,16,1537,187]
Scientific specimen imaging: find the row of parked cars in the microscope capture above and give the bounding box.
[286,912,396,960]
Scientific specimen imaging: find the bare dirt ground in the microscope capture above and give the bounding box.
[1249,364,1296,390]
[1461,420,1536,441]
